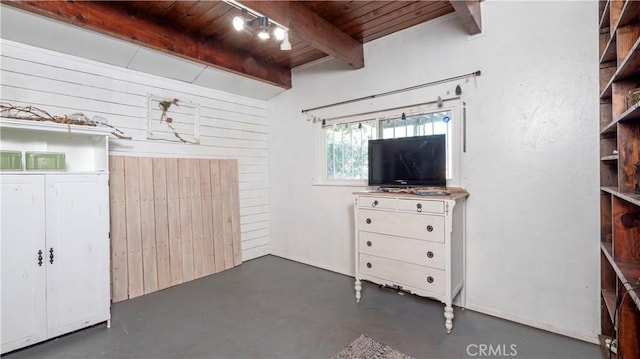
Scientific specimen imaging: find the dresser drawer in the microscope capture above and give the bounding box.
[397,199,444,214]
[358,209,445,242]
[358,196,396,210]
[359,254,445,294]
[359,232,444,269]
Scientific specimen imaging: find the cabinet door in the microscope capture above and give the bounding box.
[0,175,47,354]
[44,174,110,338]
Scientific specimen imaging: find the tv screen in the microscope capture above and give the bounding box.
[368,134,446,188]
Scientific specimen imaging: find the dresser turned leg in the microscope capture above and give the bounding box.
[444,305,454,334]
[355,279,362,303]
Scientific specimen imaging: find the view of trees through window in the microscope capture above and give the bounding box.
[324,109,452,181]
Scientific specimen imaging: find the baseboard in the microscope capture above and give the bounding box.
[464,304,599,345]
[269,251,354,277]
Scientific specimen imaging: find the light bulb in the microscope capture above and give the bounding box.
[258,28,270,40]
[232,16,244,31]
[273,27,285,41]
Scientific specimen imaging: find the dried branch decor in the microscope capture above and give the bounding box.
[157,98,193,143]
[147,95,200,144]
[0,102,131,139]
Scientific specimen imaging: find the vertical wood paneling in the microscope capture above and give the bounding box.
[220,160,236,269]
[228,160,242,266]
[199,160,216,275]
[138,157,158,294]
[152,158,172,290]
[178,159,195,281]
[165,157,183,286]
[124,157,144,298]
[109,156,128,302]
[190,160,205,279]
[210,159,226,272]
[109,156,242,301]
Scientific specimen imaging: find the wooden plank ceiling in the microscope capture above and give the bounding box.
[4,1,482,89]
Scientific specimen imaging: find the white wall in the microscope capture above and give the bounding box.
[268,1,600,341]
[1,40,270,261]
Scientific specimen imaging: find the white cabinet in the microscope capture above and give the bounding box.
[353,191,468,333]
[1,176,47,352]
[0,119,111,354]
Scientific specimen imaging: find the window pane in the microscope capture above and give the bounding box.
[377,109,453,179]
[322,107,454,182]
[324,120,375,180]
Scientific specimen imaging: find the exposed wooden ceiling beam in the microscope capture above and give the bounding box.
[239,1,364,69]
[4,0,292,89]
[450,0,482,35]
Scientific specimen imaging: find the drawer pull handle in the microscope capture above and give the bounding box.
[366,241,372,247]
[427,251,434,258]
[416,203,422,212]
[366,218,372,224]
[372,200,379,207]
[366,262,372,269]
[426,225,434,232]
[427,276,434,283]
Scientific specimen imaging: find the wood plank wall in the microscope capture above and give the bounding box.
[109,155,241,302]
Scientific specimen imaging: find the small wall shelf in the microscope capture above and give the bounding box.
[0,118,111,172]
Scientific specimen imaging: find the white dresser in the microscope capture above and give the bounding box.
[353,190,468,333]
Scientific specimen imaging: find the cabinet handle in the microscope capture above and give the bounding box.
[427,276,434,283]
[416,203,422,212]
[366,241,372,247]
[366,262,372,269]
[37,250,43,266]
[427,251,434,258]
[49,248,54,264]
[426,225,434,232]
[366,218,372,224]
[372,200,379,207]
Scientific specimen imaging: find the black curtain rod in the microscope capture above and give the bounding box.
[301,70,481,114]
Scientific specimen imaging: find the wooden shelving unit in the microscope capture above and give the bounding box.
[598,1,640,358]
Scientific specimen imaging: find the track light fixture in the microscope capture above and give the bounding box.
[257,17,270,40]
[225,0,291,50]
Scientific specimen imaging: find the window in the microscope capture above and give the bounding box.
[317,101,460,185]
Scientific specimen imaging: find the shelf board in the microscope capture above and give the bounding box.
[601,100,640,133]
[0,117,113,136]
[601,154,619,161]
[601,120,617,135]
[601,186,640,206]
[601,242,640,311]
[615,0,640,30]
[0,170,108,175]
[613,36,640,81]
[600,76,614,99]
[600,0,611,29]
[602,288,617,322]
[617,99,640,122]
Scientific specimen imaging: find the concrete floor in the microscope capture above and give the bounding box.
[4,255,600,359]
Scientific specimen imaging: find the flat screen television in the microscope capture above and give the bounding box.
[368,134,446,188]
